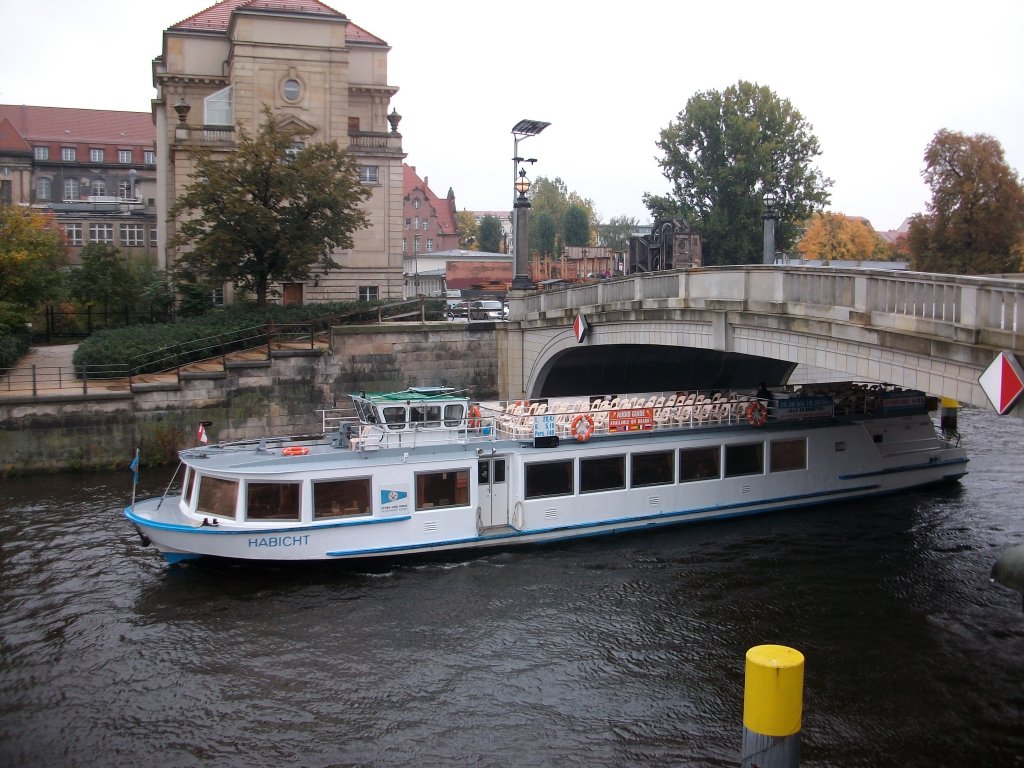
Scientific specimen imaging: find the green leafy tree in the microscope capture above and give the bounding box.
[455,210,479,250]
[0,205,66,330]
[171,106,371,307]
[563,206,591,247]
[648,80,832,265]
[477,215,504,253]
[599,215,639,251]
[908,129,1024,274]
[529,176,598,255]
[534,212,557,257]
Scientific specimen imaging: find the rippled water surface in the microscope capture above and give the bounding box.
[2,408,1023,767]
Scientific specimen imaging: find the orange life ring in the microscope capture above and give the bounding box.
[746,401,768,427]
[570,413,595,442]
[468,405,482,429]
[282,446,310,456]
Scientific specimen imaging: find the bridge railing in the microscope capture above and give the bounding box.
[513,266,1024,346]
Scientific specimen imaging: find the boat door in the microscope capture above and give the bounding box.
[477,456,509,528]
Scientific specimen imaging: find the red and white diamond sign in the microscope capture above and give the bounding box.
[573,313,589,343]
[979,351,1024,415]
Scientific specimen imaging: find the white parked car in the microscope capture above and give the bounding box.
[469,300,505,321]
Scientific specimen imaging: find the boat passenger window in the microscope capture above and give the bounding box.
[525,460,574,499]
[631,450,675,487]
[415,470,469,509]
[314,478,371,518]
[444,403,465,427]
[246,482,300,521]
[580,455,625,493]
[770,438,807,473]
[183,468,197,506]
[410,405,442,427]
[382,407,407,430]
[679,446,721,482]
[724,443,764,478]
[196,476,239,519]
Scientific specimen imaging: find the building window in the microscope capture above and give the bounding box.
[414,237,420,253]
[402,238,407,254]
[118,180,132,199]
[282,78,301,102]
[144,150,156,165]
[63,223,83,246]
[285,140,305,160]
[121,224,144,246]
[34,146,49,160]
[426,239,434,252]
[358,285,378,302]
[405,218,411,229]
[149,226,157,246]
[90,149,104,162]
[36,177,52,201]
[118,150,132,164]
[92,179,106,196]
[204,86,233,126]
[348,116,360,132]
[413,198,420,209]
[61,147,76,161]
[63,179,79,201]
[89,223,113,243]
[413,217,419,230]
[211,287,225,306]
[358,165,379,184]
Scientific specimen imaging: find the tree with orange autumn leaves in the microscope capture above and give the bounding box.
[796,212,891,262]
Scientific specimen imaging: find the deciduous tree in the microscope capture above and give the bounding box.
[455,210,478,250]
[599,215,639,252]
[477,215,504,253]
[908,129,1024,274]
[797,213,888,262]
[171,107,371,307]
[0,205,66,329]
[648,80,832,265]
[563,206,591,247]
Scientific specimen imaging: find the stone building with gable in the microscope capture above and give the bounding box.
[153,0,406,305]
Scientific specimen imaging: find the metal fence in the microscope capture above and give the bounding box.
[28,305,176,342]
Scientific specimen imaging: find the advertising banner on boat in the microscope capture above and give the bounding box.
[609,408,654,433]
[772,397,834,422]
[877,390,926,412]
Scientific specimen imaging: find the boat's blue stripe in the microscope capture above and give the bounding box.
[325,483,883,557]
[124,506,412,534]
[838,456,969,481]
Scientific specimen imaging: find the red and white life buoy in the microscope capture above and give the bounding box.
[746,401,768,427]
[282,446,310,456]
[570,413,595,442]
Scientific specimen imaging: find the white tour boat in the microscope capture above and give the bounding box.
[126,383,968,564]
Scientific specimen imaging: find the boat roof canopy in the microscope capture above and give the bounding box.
[353,387,464,404]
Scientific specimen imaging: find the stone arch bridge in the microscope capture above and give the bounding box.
[497,266,1024,415]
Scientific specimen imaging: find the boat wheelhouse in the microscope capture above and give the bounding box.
[126,382,968,563]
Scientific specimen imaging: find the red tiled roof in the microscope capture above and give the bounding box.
[172,0,387,45]
[0,105,153,145]
[404,163,457,235]
[0,117,32,155]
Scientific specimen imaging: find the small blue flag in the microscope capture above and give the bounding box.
[129,449,140,484]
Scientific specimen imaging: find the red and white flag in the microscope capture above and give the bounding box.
[196,423,209,444]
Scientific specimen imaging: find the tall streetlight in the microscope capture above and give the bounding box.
[762,190,778,265]
[510,119,550,290]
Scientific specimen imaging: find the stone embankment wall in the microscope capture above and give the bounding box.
[0,323,499,476]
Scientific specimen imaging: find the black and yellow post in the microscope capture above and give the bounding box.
[741,645,804,767]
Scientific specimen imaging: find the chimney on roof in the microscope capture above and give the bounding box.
[424,176,428,188]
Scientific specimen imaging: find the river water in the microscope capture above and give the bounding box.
[1,407,1022,767]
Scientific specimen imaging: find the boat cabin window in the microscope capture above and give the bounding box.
[525,460,574,499]
[770,438,807,473]
[444,403,465,427]
[314,478,372,519]
[415,470,469,510]
[246,482,300,521]
[631,450,675,487]
[382,406,407,430]
[353,399,377,423]
[410,405,442,427]
[183,468,197,506]
[679,446,721,483]
[580,455,626,493]
[724,443,764,478]
[196,476,239,519]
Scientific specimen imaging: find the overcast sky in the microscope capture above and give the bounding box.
[2,0,1021,231]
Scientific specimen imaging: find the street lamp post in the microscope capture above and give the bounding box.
[510,119,550,290]
[762,190,778,265]
[512,169,532,290]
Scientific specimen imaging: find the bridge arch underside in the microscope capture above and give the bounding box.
[533,345,796,398]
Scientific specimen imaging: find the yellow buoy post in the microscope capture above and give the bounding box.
[939,396,959,436]
[741,644,804,768]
